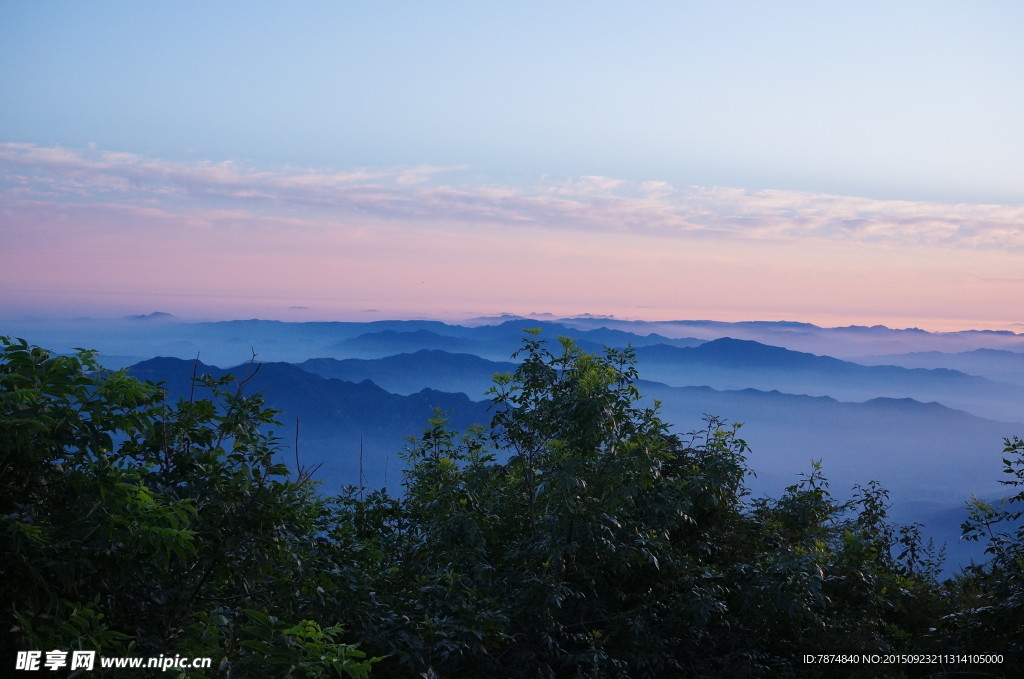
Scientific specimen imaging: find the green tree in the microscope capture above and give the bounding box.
[1,337,377,677]
[943,436,1024,671]
[325,332,963,678]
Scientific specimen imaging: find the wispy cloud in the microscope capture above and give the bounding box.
[3,143,1023,252]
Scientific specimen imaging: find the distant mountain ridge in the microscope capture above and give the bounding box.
[127,356,493,492]
[298,350,518,398]
[11,315,1023,369]
[634,337,1024,421]
[124,311,177,321]
[855,347,1024,387]
[322,330,483,358]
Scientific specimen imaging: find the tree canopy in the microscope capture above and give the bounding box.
[2,333,1022,677]
[1,337,377,677]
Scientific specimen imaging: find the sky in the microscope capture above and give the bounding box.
[2,1,1023,331]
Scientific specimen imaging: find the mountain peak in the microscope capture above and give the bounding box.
[125,311,177,321]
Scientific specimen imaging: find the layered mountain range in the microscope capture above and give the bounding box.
[8,314,1024,572]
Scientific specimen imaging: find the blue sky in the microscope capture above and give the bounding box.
[2,1,1023,328]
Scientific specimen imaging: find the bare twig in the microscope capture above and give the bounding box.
[188,353,200,405]
[237,347,261,394]
[294,415,301,479]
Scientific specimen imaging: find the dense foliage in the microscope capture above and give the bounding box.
[2,333,1022,677]
[1,337,377,677]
